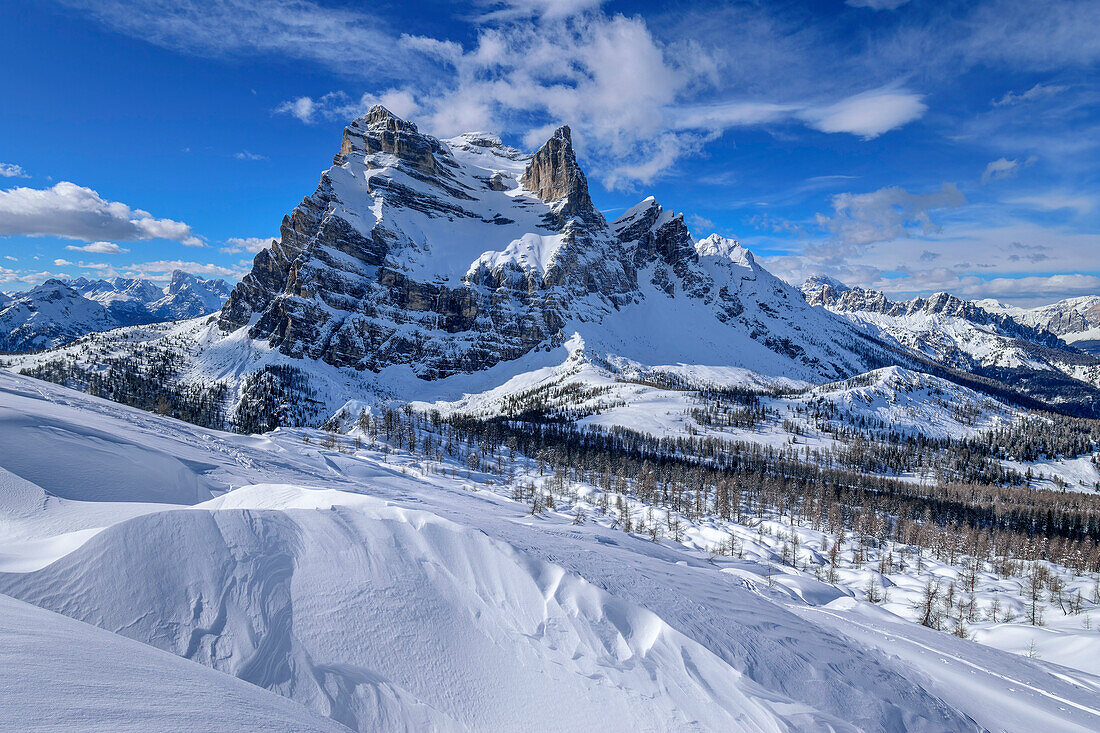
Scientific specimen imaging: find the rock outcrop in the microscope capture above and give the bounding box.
[520,125,599,224]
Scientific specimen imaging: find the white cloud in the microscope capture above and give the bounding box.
[65,241,129,254]
[3,255,15,261]
[801,88,926,139]
[1008,192,1096,215]
[220,237,276,254]
[275,89,420,124]
[276,96,316,124]
[816,183,966,247]
[124,260,242,279]
[234,151,266,161]
[0,163,28,178]
[52,258,74,267]
[0,181,205,246]
[0,268,63,285]
[992,82,1068,107]
[981,157,1018,184]
[884,272,1100,307]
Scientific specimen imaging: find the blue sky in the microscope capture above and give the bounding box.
[1,0,1097,306]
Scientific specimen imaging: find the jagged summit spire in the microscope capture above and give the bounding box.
[334,104,441,174]
[521,124,598,222]
[361,104,419,133]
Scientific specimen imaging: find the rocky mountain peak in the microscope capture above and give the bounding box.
[335,105,443,175]
[696,233,753,266]
[521,125,598,223]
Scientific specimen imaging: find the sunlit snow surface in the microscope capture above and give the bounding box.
[2,371,1100,731]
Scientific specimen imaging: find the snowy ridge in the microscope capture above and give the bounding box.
[418,353,1016,447]
[0,270,230,353]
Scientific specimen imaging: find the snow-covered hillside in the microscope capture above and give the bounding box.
[3,370,1100,731]
[0,270,230,353]
[416,341,1013,445]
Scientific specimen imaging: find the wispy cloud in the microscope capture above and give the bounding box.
[1008,192,1096,215]
[980,156,1037,184]
[992,82,1068,107]
[275,89,420,124]
[52,0,420,80]
[0,163,28,178]
[815,183,966,248]
[234,150,266,161]
[846,0,910,9]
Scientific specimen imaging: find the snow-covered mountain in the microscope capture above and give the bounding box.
[802,277,1100,409]
[9,106,1098,422]
[73,270,232,323]
[0,280,120,354]
[6,108,1100,732]
[0,271,231,352]
[978,296,1100,354]
[219,106,894,384]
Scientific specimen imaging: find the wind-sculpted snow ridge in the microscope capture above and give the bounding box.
[3,485,829,732]
[0,593,347,733]
[5,371,1100,731]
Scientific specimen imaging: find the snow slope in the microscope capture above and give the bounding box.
[3,371,1100,731]
[0,593,347,733]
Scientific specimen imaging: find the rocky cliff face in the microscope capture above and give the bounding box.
[219,106,893,382]
[219,107,638,378]
[520,125,599,225]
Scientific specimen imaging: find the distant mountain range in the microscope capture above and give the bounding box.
[0,270,230,353]
[801,276,1100,414]
[976,296,1100,355]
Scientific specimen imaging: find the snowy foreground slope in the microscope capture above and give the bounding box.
[3,371,1100,731]
[0,594,346,733]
